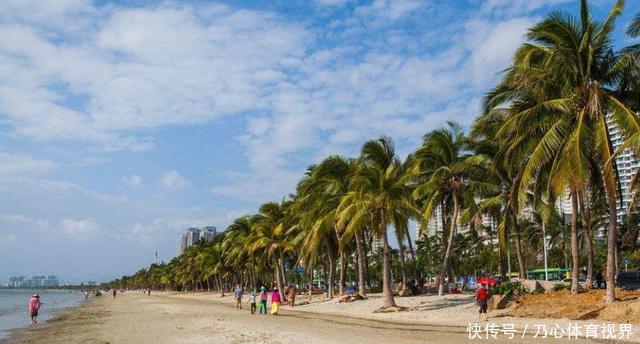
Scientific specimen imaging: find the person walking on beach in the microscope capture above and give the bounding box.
[28,294,41,325]
[235,285,243,310]
[270,287,281,315]
[476,283,489,321]
[259,286,268,315]
[248,289,257,314]
[84,290,89,300]
[288,285,297,308]
[112,288,117,299]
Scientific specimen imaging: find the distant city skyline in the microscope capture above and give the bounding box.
[4,275,59,288]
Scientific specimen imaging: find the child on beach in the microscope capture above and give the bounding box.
[235,285,243,310]
[476,283,489,321]
[259,286,268,315]
[270,287,281,315]
[28,294,41,325]
[248,289,257,314]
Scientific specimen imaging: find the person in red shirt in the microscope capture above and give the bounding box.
[476,283,489,321]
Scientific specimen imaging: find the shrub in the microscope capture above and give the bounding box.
[491,281,528,300]
[551,283,569,292]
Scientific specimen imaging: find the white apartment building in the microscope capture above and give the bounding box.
[606,116,639,239]
[179,226,217,253]
[417,205,488,241]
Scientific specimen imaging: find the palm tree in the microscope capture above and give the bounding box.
[485,0,640,301]
[223,215,259,289]
[627,12,640,38]
[295,156,361,297]
[247,201,296,301]
[412,123,487,295]
[469,110,528,279]
[338,137,418,309]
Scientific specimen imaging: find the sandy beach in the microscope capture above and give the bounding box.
[3,292,630,344]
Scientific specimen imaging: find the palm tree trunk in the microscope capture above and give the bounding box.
[578,188,594,289]
[397,235,408,290]
[355,228,367,296]
[380,209,397,308]
[404,226,419,286]
[275,256,285,302]
[498,214,507,280]
[307,267,313,301]
[280,259,287,286]
[439,192,458,296]
[218,275,225,296]
[513,213,526,279]
[325,241,336,299]
[606,197,617,303]
[570,190,580,294]
[364,232,371,289]
[339,251,346,295]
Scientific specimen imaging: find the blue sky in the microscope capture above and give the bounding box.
[0,0,637,283]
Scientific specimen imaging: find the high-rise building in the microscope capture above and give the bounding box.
[423,206,444,238]
[200,226,217,242]
[371,235,384,252]
[603,116,639,240]
[179,233,188,253]
[186,227,200,246]
[609,119,639,219]
[178,226,217,253]
[5,275,58,287]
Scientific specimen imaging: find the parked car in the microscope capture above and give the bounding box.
[616,271,640,290]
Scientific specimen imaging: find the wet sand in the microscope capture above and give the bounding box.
[3,292,609,343]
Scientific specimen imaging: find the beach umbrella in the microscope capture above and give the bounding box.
[476,277,497,285]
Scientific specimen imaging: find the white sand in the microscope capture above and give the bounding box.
[7,291,633,343]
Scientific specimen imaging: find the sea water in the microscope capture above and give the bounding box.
[0,289,85,339]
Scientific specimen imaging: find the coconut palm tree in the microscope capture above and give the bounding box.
[485,0,640,301]
[411,123,488,295]
[337,137,417,309]
[247,201,296,301]
[222,215,260,289]
[469,110,527,279]
[295,156,361,297]
[627,12,640,38]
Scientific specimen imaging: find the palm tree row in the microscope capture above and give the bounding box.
[106,0,640,306]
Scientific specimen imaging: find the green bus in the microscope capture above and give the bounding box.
[526,268,570,281]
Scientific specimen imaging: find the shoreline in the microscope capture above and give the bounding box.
[0,289,88,343]
[1,297,91,344]
[4,291,634,343]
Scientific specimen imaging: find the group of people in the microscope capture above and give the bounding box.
[235,284,297,316]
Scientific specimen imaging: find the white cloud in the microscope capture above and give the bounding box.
[122,174,142,186]
[0,213,53,232]
[158,170,190,190]
[0,2,309,151]
[464,17,536,87]
[0,234,17,245]
[355,0,424,21]
[0,152,57,176]
[59,218,100,239]
[315,0,350,6]
[480,0,571,16]
[0,213,100,239]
